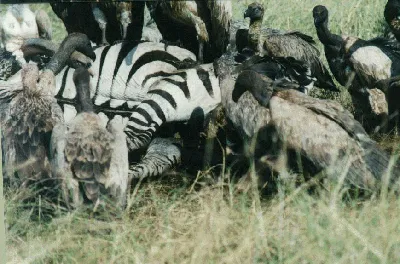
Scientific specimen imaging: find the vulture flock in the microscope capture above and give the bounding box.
[1,1,400,211]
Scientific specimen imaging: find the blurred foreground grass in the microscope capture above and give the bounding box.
[4,1,400,263]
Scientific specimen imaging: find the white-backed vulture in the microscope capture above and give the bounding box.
[215,53,400,191]
[50,67,129,210]
[147,0,232,62]
[237,2,338,93]
[1,4,39,53]
[312,5,400,132]
[1,64,63,186]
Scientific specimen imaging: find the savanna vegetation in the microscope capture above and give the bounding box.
[4,1,400,263]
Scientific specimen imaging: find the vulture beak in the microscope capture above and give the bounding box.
[244,10,250,19]
[87,68,95,77]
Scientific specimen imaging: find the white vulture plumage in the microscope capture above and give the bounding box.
[312,5,400,132]
[1,63,63,186]
[147,0,232,62]
[236,2,338,93]
[215,54,400,192]
[50,67,129,210]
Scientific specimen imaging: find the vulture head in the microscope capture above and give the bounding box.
[312,5,329,26]
[244,2,265,21]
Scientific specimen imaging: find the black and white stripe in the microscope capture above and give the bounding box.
[53,41,221,151]
[124,63,220,150]
[129,137,182,180]
[54,41,197,123]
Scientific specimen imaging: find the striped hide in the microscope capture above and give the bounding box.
[124,62,221,150]
[129,137,182,180]
[54,41,221,150]
[55,41,197,123]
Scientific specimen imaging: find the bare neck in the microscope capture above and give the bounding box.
[248,17,263,51]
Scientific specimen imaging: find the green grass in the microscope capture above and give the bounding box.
[4,1,400,263]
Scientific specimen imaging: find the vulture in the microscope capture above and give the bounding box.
[312,5,397,132]
[116,2,132,40]
[1,64,63,186]
[141,3,163,43]
[30,33,96,76]
[232,55,316,95]
[0,32,93,81]
[237,2,338,92]
[1,4,38,53]
[0,33,96,185]
[50,67,129,210]
[147,0,232,62]
[51,2,145,46]
[0,5,53,81]
[214,53,400,191]
[385,0,400,42]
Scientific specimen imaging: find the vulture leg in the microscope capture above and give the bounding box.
[92,6,109,46]
[128,138,182,181]
[98,22,109,46]
[189,13,209,62]
[50,123,83,210]
[198,41,204,63]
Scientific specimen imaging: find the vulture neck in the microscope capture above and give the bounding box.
[315,18,342,47]
[45,37,88,75]
[248,17,263,52]
[76,82,94,113]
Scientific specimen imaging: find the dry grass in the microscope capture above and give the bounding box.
[4,1,400,263]
[5,174,400,263]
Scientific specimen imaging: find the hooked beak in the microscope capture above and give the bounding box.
[244,10,250,19]
[87,68,95,77]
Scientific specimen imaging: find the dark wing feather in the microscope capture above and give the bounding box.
[367,37,400,60]
[263,33,338,91]
[64,113,114,203]
[285,31,317,45]
[270,89,397,190]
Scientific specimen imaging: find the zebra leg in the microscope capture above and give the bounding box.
[128,137,182,180]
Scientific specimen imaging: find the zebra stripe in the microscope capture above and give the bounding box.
[94,45,111,100]
[52,42,220,151]
[196,68,214,98]
[126,50,185,86]
[129,137,182,179]
[147,89,177,109]
[141,70,187,86]
[54,42,197,123]
[124,63,221,150]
